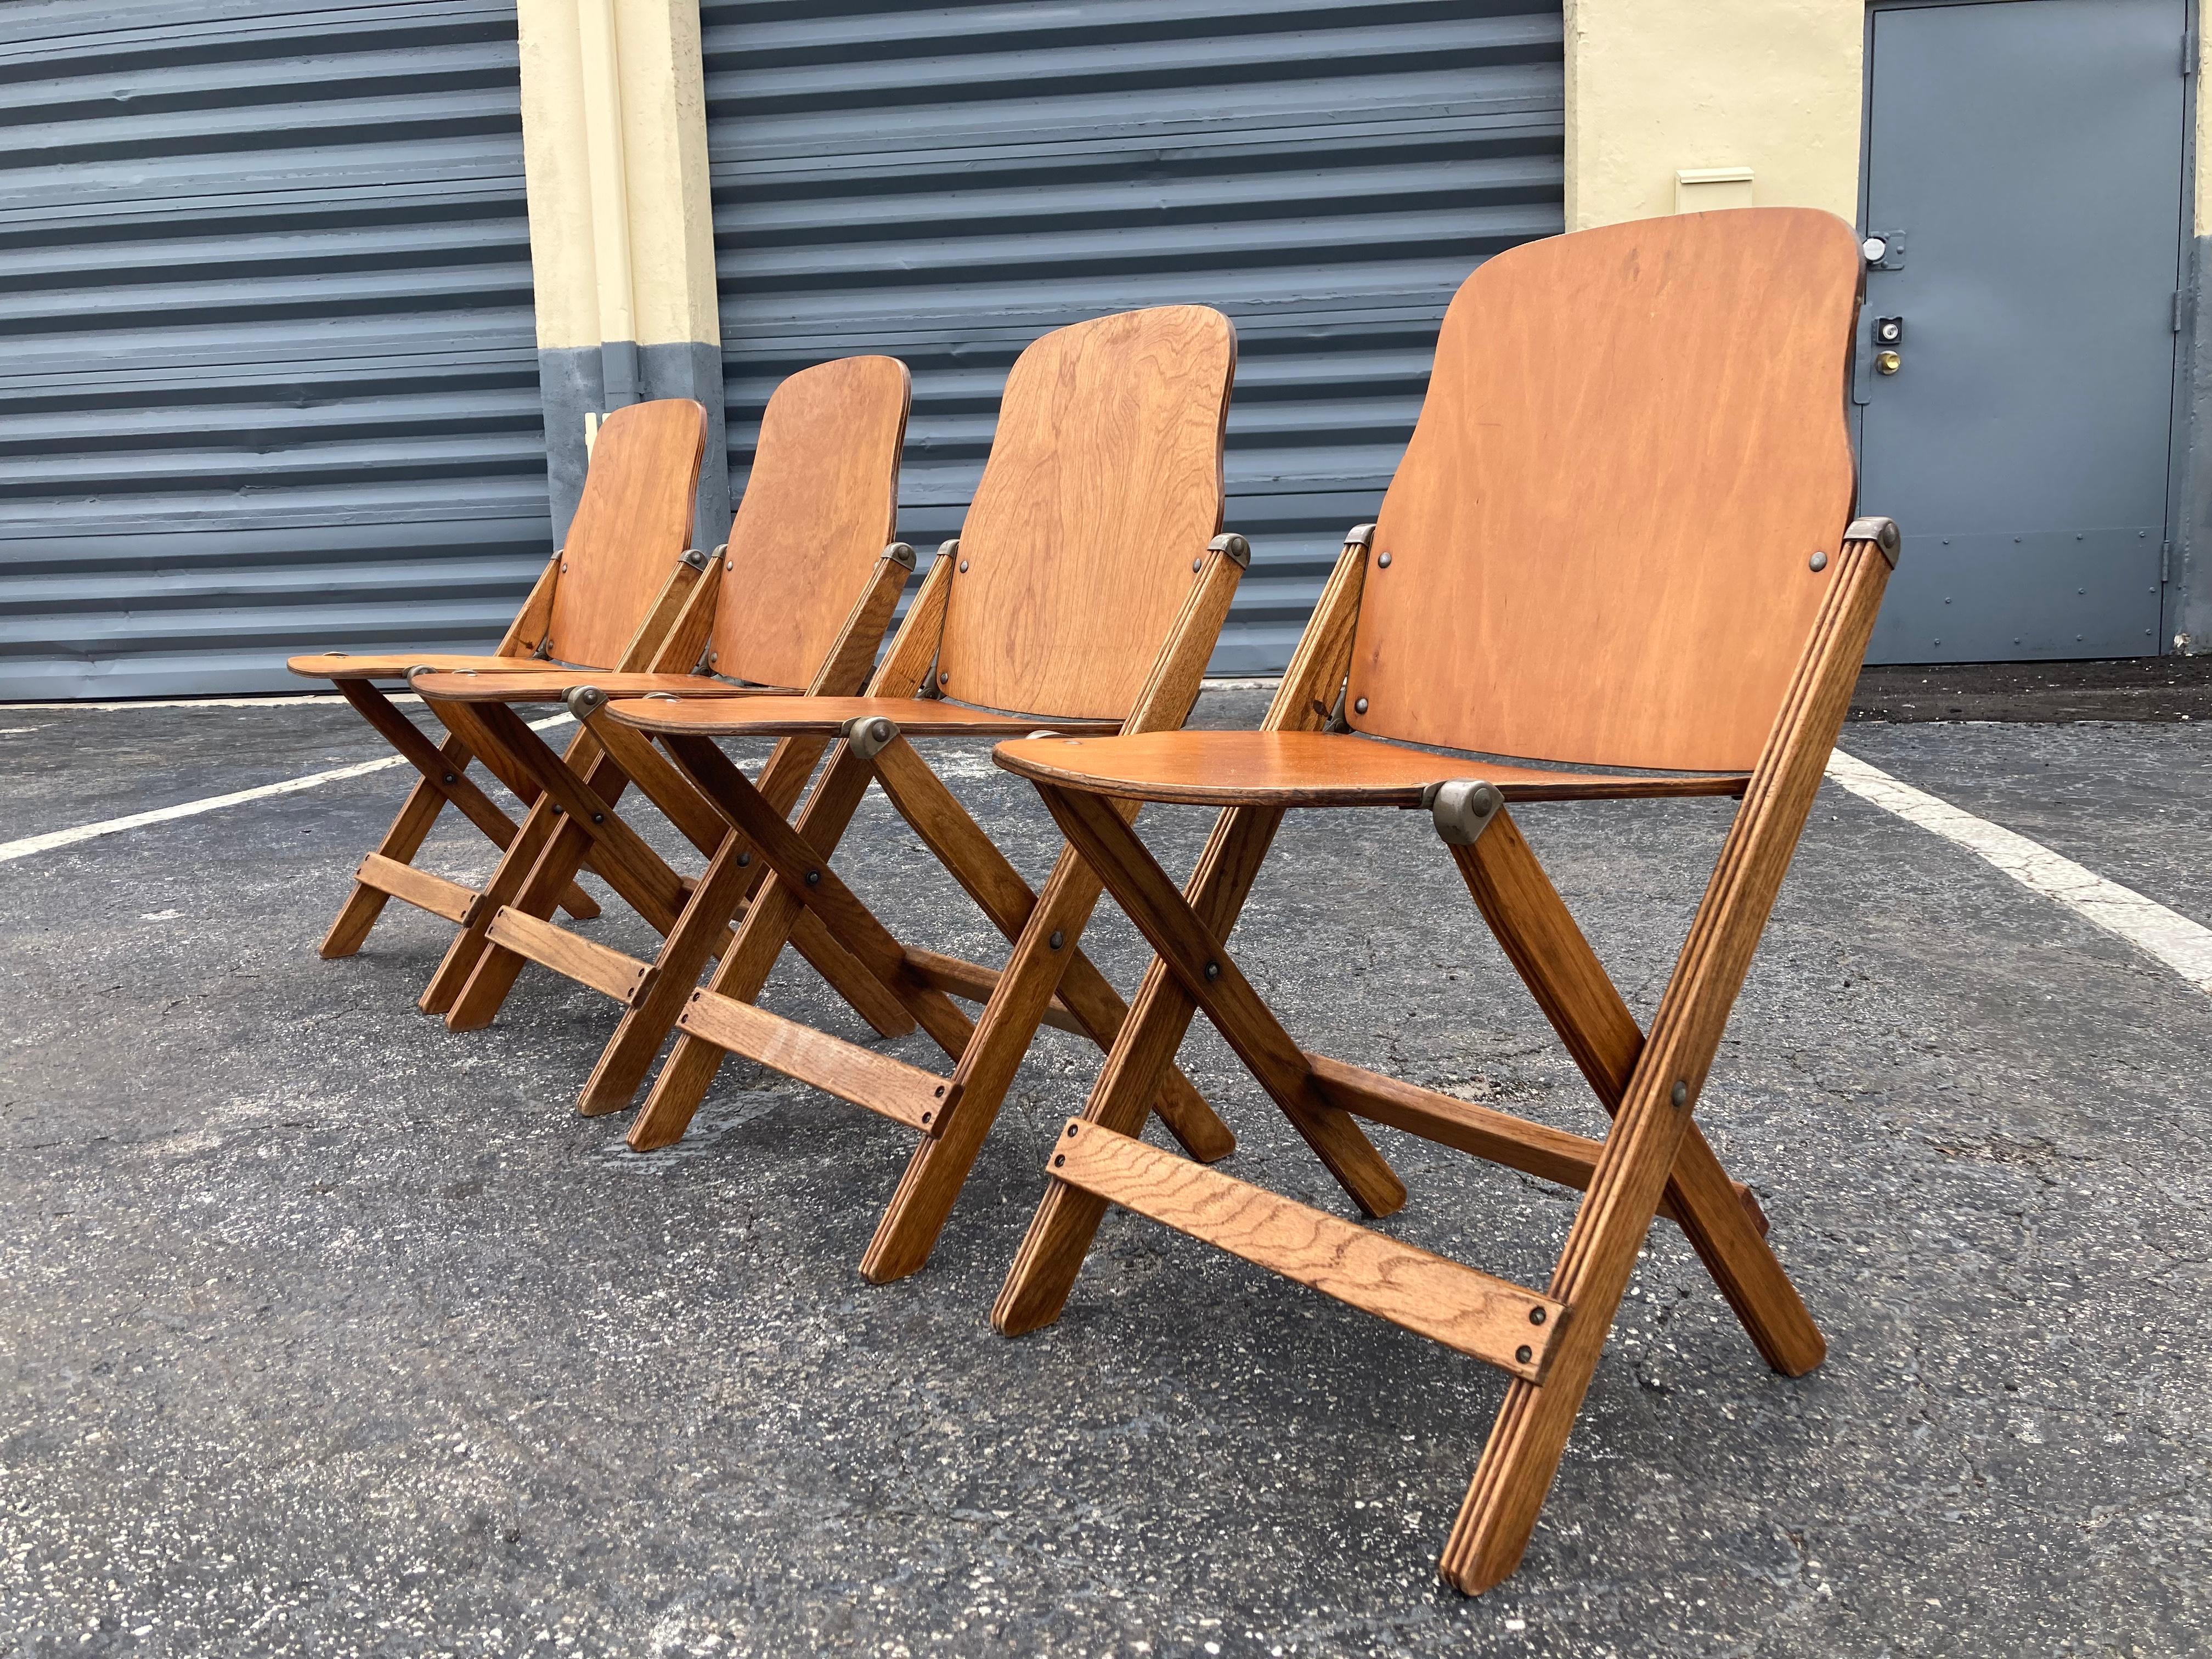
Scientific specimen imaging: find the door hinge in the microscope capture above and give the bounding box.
[2162,540,2174,584]
[2186,27,2198,75]
[2176,290,2192,334]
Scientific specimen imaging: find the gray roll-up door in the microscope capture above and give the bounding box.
[701,0,1563,675]
[0,0,546,701]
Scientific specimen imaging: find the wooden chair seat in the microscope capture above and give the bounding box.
[288,651,578,682]
[406,669,797,705]
[603,694,1123,741]
[994,730,1750,808]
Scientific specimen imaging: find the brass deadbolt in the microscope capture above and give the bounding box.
[1875,349,1902,376]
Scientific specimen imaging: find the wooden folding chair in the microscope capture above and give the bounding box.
[287,398,708,960]
[401,356,917,1047]
[583,304,1246,1283]
[986,210,1894,1594]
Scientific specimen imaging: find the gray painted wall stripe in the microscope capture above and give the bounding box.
[540,341,732,558]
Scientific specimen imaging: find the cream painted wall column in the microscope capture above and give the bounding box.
[1563,0,1865,229]
[518,0,725,547]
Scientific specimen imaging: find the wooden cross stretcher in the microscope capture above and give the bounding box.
[583,305,1250,1282]
[986,209,1893,1594]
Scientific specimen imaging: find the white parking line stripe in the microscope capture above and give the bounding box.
[1826,748,2212,995]
[4,694,398,712]
[0,714,574,866]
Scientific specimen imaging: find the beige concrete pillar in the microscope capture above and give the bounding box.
[517,0,725,545]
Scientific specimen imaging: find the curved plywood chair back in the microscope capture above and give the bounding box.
[546,398,709,669]
[713,357,911,688]
[1345,208,1863,772]
[932,305,1235,721]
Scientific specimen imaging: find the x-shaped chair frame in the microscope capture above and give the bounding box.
[588,533,1249,1282]
[990,515,1899,1593]
[403,543,923,1049]
[308,544,711,960]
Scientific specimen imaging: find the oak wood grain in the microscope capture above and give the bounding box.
[934,305,1235,720]
[545,398,709,668]
[1441,526,1894,1595]
[1348,209,1862,771]
[995,730,1750,808]
[1049,1121,1560,1381]
[710,356,909,689]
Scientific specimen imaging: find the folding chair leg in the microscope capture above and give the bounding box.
[863,730,1231,1165]
[1448,808,1824,1377]
[577,824,761,1115]
[445,808,624,1030]
[858,843,1115,1283]
[321,682,599,960]
[320,765,453,958]
[1035,783,1406,1218]
[628,741,932,1150]
[995,800,1288,1334]
[1443,1058,1699,1593]
[1443,528,1892,1592]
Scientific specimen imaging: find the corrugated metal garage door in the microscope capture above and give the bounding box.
[701,0,1564,674]
[0,0,545,700]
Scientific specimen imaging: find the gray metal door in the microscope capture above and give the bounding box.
[0,0,546,700]
[1860,0,2186,663]
[700,0,1565,674]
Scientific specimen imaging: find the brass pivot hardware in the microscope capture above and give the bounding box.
[564,685,608,720]
[842,714,900,759]
[1844,517,1903,567]
[1425,780,1504,845]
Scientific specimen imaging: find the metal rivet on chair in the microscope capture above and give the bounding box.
[1354,697,1368,715]
[870,719,893,744]
[958,559,970,573]
[1528,1307,1547,1327]
[442,773,456,786]
[1053,1154,1065,1168]
[1671,1081,1689,1107]
[1192,557,1202,572]
[1377,551,1392,568]
[1809,551,1829,572]
[1048,930,1064,950]
[1065,1124,1079,1138]
[939,672,950,687]
[1515,1345,1532,1364]
[1204,962,1220,981]
[805,870,821,886]
[736,851,751,867]
[590,812,604,825]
